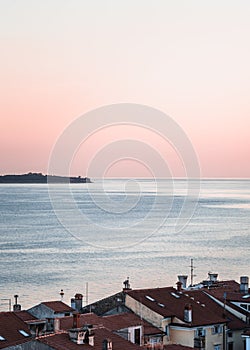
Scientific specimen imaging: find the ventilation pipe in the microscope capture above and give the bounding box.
[13,294,21,312]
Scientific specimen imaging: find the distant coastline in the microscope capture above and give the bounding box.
[0,172,91,184]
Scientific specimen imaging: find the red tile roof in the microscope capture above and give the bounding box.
[103,312,163,335]
[42,301,74,313]
[184,290,248,331]
[0,312,32,349]
[126,287,227,327]
[59,312,162,336]
[14,310,37,322]
[59,313,101,330]
[202,280,250,316]
[38,327,142,350]
[163,345,193,349]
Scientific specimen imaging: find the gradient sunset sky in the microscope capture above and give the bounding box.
[1,1,249,178]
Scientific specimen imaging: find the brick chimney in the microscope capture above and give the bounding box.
[73,313,81,329]
[176,281,182,292]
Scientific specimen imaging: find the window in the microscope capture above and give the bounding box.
[228,342,233,350]
[214,345,221,350]
[212,325,223,334]
[240,304,248,310]
[145,295,155,302]
[165,325,169,336]
[228,331,233,338]
[19,330,29,337]
[196,328,206,337]
[134,328,141,345]
[0,336,6,341]
[239,303,250,311]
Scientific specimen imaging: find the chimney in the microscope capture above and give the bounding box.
[73,313,81,329]
[71,298,76,310]
[123,277,131,291]
[69,325,90,345]
[60,289,64,301]
[240,276,249,293]
[208,273,218,283]
[13,295,21,312]
[89,332,94,347]
[184,304,192,323]
[178,275,188,289]
[176,281,182,292]
[54,318,60,333]
[102,339,112,350]
[74,294,83,311]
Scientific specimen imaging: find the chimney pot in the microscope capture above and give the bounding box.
[176,281,182,292]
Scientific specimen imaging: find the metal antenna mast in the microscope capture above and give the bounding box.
[190,259,196,287]
[85,282,89,306]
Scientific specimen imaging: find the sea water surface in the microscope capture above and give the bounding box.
[0,179,249,310]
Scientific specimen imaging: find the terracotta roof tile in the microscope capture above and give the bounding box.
[0,312,32,349]
[59,313,101,330]
[38,327,141,350]
[126,287,227,327]
[14,310,37,322]
[164,345,193,349]
[185,290,248,330]
[102,312,163,335]
[59,311,162,336]
[42,301,74,313]
[202,280,250,316]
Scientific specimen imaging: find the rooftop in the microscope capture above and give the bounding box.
[41,301,74,313]
[0,312,31,349]
[126,287,227,327]
[58,311,162,336]
[14,310,37,322]
[38,327,142,350]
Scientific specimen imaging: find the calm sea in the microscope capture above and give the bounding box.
[0,179,249,310]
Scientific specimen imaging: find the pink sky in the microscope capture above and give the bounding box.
[0,1,249,178]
